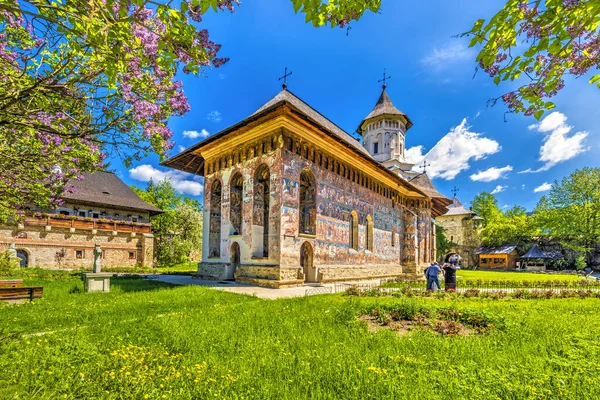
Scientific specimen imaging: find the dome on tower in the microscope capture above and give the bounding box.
[356,87,413,135]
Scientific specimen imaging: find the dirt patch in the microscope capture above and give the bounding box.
[359,315,475,336]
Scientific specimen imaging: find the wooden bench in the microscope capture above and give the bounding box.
[0,279,23,288]
[0,286,43,302]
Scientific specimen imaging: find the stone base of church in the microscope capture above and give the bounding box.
[198,261,429,288]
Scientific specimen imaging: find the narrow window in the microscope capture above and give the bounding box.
[366,215,374,252]
[373,142,379,154]
[299,169,317,236]
[75,250,84,259]
[230,173,243,235]
[392,227,397,247]
[128,252,136,260]
[209,180,222,258]
[253,165,270,257]
[350,211,358,251]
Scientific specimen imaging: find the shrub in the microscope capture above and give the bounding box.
[0,251,19,273]
[434,320,462,335]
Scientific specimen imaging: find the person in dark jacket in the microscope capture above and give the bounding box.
[442,263,459,291]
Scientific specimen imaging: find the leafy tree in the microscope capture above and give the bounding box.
[471,192,502,227]
[463,0,600,119]
[132,178,203,266]
[0,0,380,220]
[472,192,538,247]
[435,224,453,261]
[535,167,600,266]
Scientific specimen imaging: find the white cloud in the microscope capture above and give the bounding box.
[491,185,507,194]
[534,182,552,193]
[178,145,187,153]
[405,119,501,180]
[129,164,204,196]
[421,42,474,72]
[470,165,513,182]
[502,204,509,209]
[521,184,526,190]
[182,129,210,139]
[207,111,222,122]
[520,112,589,173]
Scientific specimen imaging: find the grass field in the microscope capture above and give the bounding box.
[1,271,600,399]
[456,269,583,282]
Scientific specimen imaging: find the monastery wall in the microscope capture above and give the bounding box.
[0,224,154,268]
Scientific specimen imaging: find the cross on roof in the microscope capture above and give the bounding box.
[278,67,293,90]
[451,186,459,197]
[418,160,431,174]
[378,68,392,89]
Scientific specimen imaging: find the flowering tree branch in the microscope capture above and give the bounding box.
[463,0,600,119]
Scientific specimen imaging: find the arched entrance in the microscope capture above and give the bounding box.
[16,249,28,268]
[228,242,240,281]
[300,242,316,283]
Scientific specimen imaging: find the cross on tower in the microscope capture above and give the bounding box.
[419,160,431,174]
[278,67,293,90]
[378,68,392,89]
[451,186,460,197]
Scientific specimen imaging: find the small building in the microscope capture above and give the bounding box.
[435,194,483,266]
[520,244,562,271]
[0,171,162,269]
[475,245,519,269]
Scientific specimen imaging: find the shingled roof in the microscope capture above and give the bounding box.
[408,173,452,216]
[357,88,414,133]
[62,171,163,215]
[439,195,482,219]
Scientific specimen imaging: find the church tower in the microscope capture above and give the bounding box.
[356,82,414,174]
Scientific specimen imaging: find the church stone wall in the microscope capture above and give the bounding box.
[200,146,283,281]
[280,149,422,281]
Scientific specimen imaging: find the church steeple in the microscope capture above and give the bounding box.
[357,84,414,168]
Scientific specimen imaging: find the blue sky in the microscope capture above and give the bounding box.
[117,0,599,211]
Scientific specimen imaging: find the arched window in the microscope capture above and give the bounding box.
[299,169,316,236]
[229,173,243,235]
[366,214,374,252]
[392,227,397,247]
[253,165,270,257]
[349,211,358,251]
[209,180,222,258]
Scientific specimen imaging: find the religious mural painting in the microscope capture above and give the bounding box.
[299,169,317,236]
[209,180,222,258]
[229,173,243,236]
[253,164,270,257]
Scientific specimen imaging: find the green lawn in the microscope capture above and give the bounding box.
[1,272,599,399]
[456,269,583,282]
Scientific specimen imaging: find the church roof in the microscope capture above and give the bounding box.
[357,88,414,133]
[408,173,452,217]
[61,171,163,215]
[250,89,372,158]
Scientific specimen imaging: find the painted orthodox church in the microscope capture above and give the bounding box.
[163,82,451,287]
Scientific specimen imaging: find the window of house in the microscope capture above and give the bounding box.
[78,211,86,217]
[59,210,70,216]
[128,252,136,260]
[114,213,120,218]
[493,258,504,264]
[132,218,138,223]
[75,250,84,259]
[392,227,396,247]
[373,142,379,154]
[92,213,99,219]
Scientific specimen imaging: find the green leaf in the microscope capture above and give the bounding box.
[590,74,600,85]
[534,110,544,120]
[494,76,501,85]
[544,102,556,110]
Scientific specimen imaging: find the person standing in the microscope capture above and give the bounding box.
[443,263,459,291]
[425,262,442,291]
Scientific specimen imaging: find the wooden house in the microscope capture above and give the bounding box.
[475,245,519,269]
